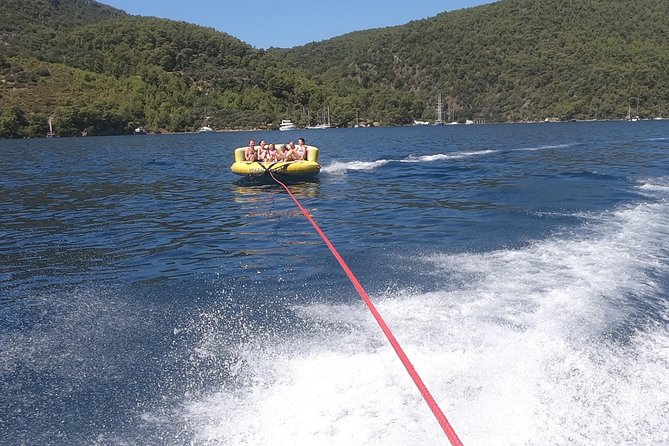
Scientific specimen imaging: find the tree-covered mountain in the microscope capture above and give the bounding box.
[276,0,669,122]
[1,0,668,138]
[0,0,124,56]
[1,0,413,137]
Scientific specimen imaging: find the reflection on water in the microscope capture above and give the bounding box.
[232,177,321,202]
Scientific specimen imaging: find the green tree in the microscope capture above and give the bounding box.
[0,106,29,138]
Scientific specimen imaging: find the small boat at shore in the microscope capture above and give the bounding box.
[230,144,320,177]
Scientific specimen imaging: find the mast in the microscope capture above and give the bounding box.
[47,116,54,138]
[434,93,444,125]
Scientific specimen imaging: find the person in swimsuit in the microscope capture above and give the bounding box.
[266,143,279,162]
[295,137,308,160]
[257,140,268,161]
[282,141,297,161]
[244,139,257,162]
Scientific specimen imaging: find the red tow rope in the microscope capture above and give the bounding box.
[270,173,464,446]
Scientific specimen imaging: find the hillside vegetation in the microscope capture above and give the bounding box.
[278,0,669,122]
[1,0,667,137]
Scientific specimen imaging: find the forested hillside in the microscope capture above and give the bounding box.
[1,0,668,137]
[278,0,669,122]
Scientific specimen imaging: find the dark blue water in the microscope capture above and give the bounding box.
[1,122,668,445]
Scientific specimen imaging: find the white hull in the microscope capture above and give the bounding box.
[279,119,297,131]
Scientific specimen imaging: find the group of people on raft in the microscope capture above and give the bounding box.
[244,137,309,163]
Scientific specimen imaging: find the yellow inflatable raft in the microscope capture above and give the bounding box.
[230,145,320,177]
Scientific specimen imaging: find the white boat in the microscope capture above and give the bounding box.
[306,123,330,129]
[307,107,331,129]
[413,120,430,126]
[279,119,297,131]
[626,98,640,121]
[198,114,214,132]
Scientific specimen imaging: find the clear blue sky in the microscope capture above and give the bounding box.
[99,1,495,49]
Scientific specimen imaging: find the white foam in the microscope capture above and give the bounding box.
[401,150,497,163]
[515,143,575,152]
[321,159,391,174]
[638,177,669,194]
[171,182,669,445]
[321,150,497,174]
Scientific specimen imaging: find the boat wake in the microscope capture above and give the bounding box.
[321,143,589,175]
[514,143,576,152]
[156,177,669,445]
[638,176,669,194]
[322,159,392,173]
[322,150,497,174]
[402,150,497,162]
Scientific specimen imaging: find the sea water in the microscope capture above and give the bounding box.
[1,122,668,445]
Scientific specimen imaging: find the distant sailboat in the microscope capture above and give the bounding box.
[46,116,55,138]
[199,96,214,132]
[198,116,213,132]
[307,106,331,129]
[433,93,444,125]
[626,105,639,122]
[632,96,640,121]
[627,97,640,122]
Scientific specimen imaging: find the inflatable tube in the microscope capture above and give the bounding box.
[231,145,320,177]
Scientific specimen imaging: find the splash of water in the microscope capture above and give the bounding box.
[163,179,669,445]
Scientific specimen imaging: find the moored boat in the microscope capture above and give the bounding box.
[279,119,297,131]
[230,144,320,177]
